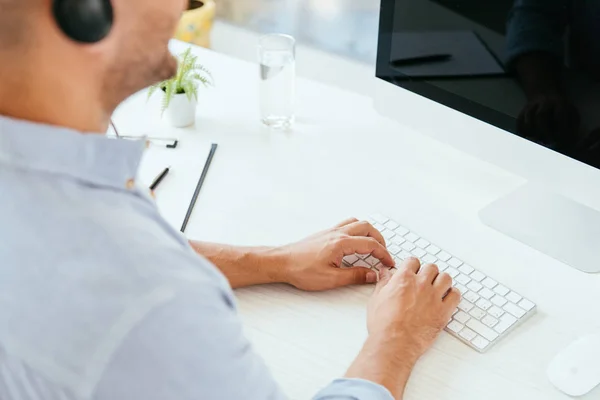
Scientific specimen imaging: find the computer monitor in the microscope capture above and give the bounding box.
[374,0,600,272]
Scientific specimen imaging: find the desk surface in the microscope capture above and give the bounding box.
[112,40,600,400]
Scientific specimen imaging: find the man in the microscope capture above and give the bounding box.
[507,0,600,165]
[0,1,460,399]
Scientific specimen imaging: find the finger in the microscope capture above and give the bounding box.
[373,268,393,295]
[395,257,420,275]
[535,102,553,142]
[338,237,394,267]
[332,267,379,287]
[433,272,452,295]
[334,218,359,229]
[342,221,386,247]
[443,287,461,307]
[417,263,439,284]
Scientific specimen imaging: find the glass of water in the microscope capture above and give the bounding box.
[258,34,296,130]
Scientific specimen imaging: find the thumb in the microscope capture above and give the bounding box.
[374,267,393,294]
[335,267,379,286]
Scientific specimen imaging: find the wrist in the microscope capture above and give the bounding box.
[250,246,291,284]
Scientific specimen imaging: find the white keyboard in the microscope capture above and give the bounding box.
[342,214,536,353]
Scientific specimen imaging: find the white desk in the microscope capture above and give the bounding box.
[113,40,600,400]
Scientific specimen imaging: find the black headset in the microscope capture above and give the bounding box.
[52,0,114,43]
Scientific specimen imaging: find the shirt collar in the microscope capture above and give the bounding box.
[0,115,145,189]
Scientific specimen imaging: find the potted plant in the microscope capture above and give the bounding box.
[174,0,216,48]
[148,48,214,128]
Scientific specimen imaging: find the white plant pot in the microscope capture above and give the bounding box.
[164,93,197,127]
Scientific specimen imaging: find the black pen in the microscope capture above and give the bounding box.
[149,167,170,191]
[390,54,453,67]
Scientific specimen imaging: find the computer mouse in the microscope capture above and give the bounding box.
[547,334,600,397]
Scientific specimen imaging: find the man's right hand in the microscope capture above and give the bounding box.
[369,258,460,360]
[345,258,460,399]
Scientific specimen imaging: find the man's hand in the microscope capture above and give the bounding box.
[516,93,580,147]
[346,258,460,399]
[277,218,395,291]
[368,258,460,359]
[190,218,393,290]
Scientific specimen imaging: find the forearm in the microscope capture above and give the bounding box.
[345,332,419,400]
[514,52,564,98]
[189,241,288,288]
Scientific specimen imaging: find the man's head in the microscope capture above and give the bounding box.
[0,0,187,131]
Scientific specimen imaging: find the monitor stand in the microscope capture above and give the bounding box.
[479,184,600,273]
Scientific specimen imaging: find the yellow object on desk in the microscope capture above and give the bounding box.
[174,0,216,48]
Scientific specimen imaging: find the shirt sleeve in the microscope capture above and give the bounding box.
[313,379,394,400]
[505,0,569,67]
[93,285,286,400]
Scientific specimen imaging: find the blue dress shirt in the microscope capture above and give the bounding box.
[0,115,393,400]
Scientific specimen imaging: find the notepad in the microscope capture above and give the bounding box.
[390,30,505,78]
[138,140,214,231]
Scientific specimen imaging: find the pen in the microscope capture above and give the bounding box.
[390,54,453,67]
[149,167,170,191]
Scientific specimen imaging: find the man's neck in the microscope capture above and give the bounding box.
[0,61,110,133]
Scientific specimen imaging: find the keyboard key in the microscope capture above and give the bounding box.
[412,248,427,258]
[459,264,474,274]
[393,256,402,265]
[454,311,470,324]
[373,223,385,232]
[491,295,508,307]
[481,315,499,328]
[455,274,471,285]
[467,281,483,293]
[401,242,416,252]
[390,235,406,246]
[488,306,505,319]
[449,258,463,268]
[387,245,402,255]
[493,285,510,296]
[404,232,419,243]
[455,284,467,294]
[506,291,522,304]
[446,267,459,278]
[365,256,380,267]
[518,299,535,311]
[437,251,452,262]
[384,220,399,230]
[479,288,495,299]
[447,320,464,333]
[476,298,492,311]
[469,307,486,320]
[357,253,370,259]
[398,251,412,260]
[463,291,480,303]
[354,260,370,269]
[458,300,474,312]
[381,230,395,240]
[371,214,388,224]
[482,277,498,289]
[394,226,410,236]
[416,238,430,249]
[503,302,526,318]
[494,314,518,333]
[343,254,359,265]
[470,271,486,282]
[426,245,441,255]
[459,327,477,341]
[437,262,448,271]
[423,254,437,264]
[471,336,490,350]
[466,319,499,342]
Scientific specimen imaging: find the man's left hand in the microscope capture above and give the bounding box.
[276,218,395,292]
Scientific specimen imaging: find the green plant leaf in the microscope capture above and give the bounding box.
[149,47,213,112]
